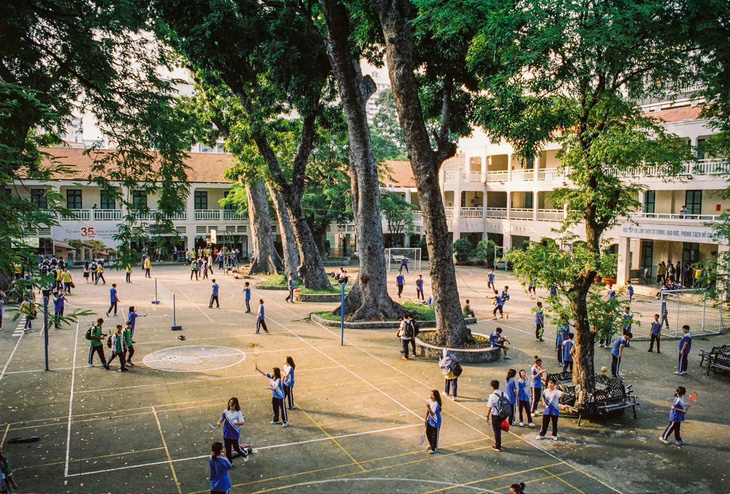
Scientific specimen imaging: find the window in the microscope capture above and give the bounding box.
[30,189,48,209]
[682,243,700,265]
[133,190,147,209]
[66,190,82,209]
[223,191,235,210]
[643,190,655,213]
[100,189,116,210]
[640,240,654,272]
[195,190,208,210]
[524,193,533,209]
[685,190,702,215]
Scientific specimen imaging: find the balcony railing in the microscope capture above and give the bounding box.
[486,170,509,182]
[134,210,187,221]
[444,207,456,218]
[93,209,122,221]
[223,210,248,220]
[444,170,484,182]
[195,209,221,220]
[632,212,722,222]
[444,170,460,182]
[611,159,729,179]
[459,207,484,218]
[467,171,483,182]
[537,168,562,181]
[61,209,90,221]
[536,209,565,222]
[510,208,534,220]
[511,170,535,181]
[485,207,508,219]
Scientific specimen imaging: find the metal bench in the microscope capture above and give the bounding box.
[578,382,638,426]
[707,351,730,376]
[700,345,730,370]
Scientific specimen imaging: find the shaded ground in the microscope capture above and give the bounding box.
[0,265,728,493]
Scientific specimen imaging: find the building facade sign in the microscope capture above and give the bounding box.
[620,223,724,244]
[53,223,122,248]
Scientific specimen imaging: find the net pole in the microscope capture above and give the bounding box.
[702,293,707,333]
[173,294,177,327]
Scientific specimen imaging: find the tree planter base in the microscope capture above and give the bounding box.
[414,329,501,363]
[309,313,477,329]
[295,292,341,303]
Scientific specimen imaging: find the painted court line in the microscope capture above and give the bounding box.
[63,322,80,482]
[153,406,182,494]
[64,423,423,478]
[0,329,24,384]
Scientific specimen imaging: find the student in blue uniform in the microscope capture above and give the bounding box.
[283,356,296,410]
[536,378,564,441]
[556,321,569,364]
[627,282,635,302]
[648,313,662,353]
[415,275,425,301]
[490,327,511,359]
[127,306,145,342]
[425,390,442,454]
[216,397,249,463]
[660,386,690,445]
[535,302,545,341]
[53,291,66,329]
[517,370,534,427]
[396,270,405,298]
[487,270,495,290]
[505,369,518,425]
[660,298,669,329]
[256,299,269,334]
[492,290,504,319]
[209,442,233,494]
[675,325,692,375]
[622,307,633,347]
[284,273,295,303]
[243,282,252,313]
[256,365,288,427]
[209,279,220,308]
[562,333,575,372]
[106,284,121,317]
[400,256,409,273]
[530,357,546,415]
[611,332,632,377]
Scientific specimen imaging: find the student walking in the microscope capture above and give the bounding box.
[396,270,405,298]
[648,313,662,353]
[556,321,569,364]
[283,356,296,410]
[425,390,442,454]
[660,298,669,329]
[88,318,107,367]
[216,397,250,463]
[20,297,35,332]
[611,332,632,377]
[209,279,220,309]
[675,325,692,375]
[415,275,425,301]
[397,314,413,360]
[190,259,199,280]
[256,299,269,334]
[562,333,575,372]
[53,291,66,329]
[536,378,564,441]
[535,302,545,341]
[62,269,74,294]
[125,265,133,283]
[531,357,546,415]
[660,386,690,445]
[256,364,288,427]
[439,349,459,400]
[123,322,135,366]
[517,370,534,427]
[95,263,106,284]
[505,369,518,426]
[243,282,252,313]
[487,269,495,290]
[144,256,152,278]
[209,442,233,494]
[622,307,633,347]
[127,306,145,342]
[486,380,509,452]
[202,258,209,279]
[106,284,120,317]
[83,262,90,283]
[107,324,128,371]
[284,274,295,303]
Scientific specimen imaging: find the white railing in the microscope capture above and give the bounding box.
[486,170,509,182]
[132,210,187,221]
[61,209,90,221]
[444,207,456,218]
[223,210,247,220]
[413,211,423,224]
[195,209,221,220]
[632,212,722,222]
[93,209,122,221]
[536,209,565,222]
[444,170,460,182]
[538,168,562,181]
[511,170,534,181]
[510,208,534,220]
[459,207,484,218]
[692,158,730,176]
[467,171,483,182]
[485,207,508,219]
[611,159,729,179]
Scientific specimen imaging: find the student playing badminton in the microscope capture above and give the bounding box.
[424,390,442,454]
[660,386,690,446]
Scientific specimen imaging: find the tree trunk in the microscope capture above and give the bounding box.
[287,200,332,289]
[320,0,405,321]
[246,181,283,275]
[375,0,470,345]
[267,182,300,279]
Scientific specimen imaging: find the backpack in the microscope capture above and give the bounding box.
[85,326,93,340]
[107,333,112,348]
[451,361,463,377]
[411,320,419,337]
[404,321,414,338]
[493,391,512,420]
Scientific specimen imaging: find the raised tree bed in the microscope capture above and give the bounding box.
[415,329,500,364]
[309,312,477,329]
[548,372,639,425]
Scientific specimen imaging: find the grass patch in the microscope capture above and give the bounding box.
[299,285,350,295]
[418,331,492,350]
[257,274,302,287]
[313,310,343,321]
[401,302,436,321]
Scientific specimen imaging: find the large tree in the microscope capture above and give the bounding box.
[153,0,332,289]
[372,0,479,346]
[0,0,194,275]
[466,0,694,396]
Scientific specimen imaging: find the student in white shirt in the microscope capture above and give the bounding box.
[536,378,564,441]
[485,380,508,452]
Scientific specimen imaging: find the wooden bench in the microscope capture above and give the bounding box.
[578,383,638,426]
[707,350,730,376]
[700,345,730,369]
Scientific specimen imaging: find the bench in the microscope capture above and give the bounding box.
[578,382,638,426]
[707,350,730,376]
[700,345,730,370]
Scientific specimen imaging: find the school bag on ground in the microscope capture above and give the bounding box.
[494,391,512,420]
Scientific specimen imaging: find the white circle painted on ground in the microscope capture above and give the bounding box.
[143,345,245,372]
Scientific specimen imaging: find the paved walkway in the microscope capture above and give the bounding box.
[0,265,728,493]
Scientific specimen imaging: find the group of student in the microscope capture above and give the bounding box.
[394,270,427,301]
[81,259,108,285]
[189,256,215,280]
[87,306,144,371]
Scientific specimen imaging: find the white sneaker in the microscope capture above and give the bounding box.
[243,454,250,462]
[535,435,546,440]
[673,371,682,375]
[503,356,511,360]
[519,422,525,427]
[552,435,559,441]
[282,422,289,428]
[271,421,282,425]
[659,436,670,444]
[528,423,536,428]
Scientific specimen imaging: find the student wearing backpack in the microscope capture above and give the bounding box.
[486,380,511,452]
[87,318,108,368]
[407,315,419,356]
[439,349,460,400]
[536,378,564,441]
[397,314,413,360]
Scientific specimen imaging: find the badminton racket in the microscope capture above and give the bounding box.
[689,391,701,406]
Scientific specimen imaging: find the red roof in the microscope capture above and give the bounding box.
[646,106,704,124]
[382,160,416,188]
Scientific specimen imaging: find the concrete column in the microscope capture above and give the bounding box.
[507,153,513,182]
[405,189,412,205]
[638,190,645,213]
[506,191,512,220]
[533,153,540,181]
[503,233,512,251]
[481,154,487,181]
[533,191,539,221]
[617,237,631,286]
